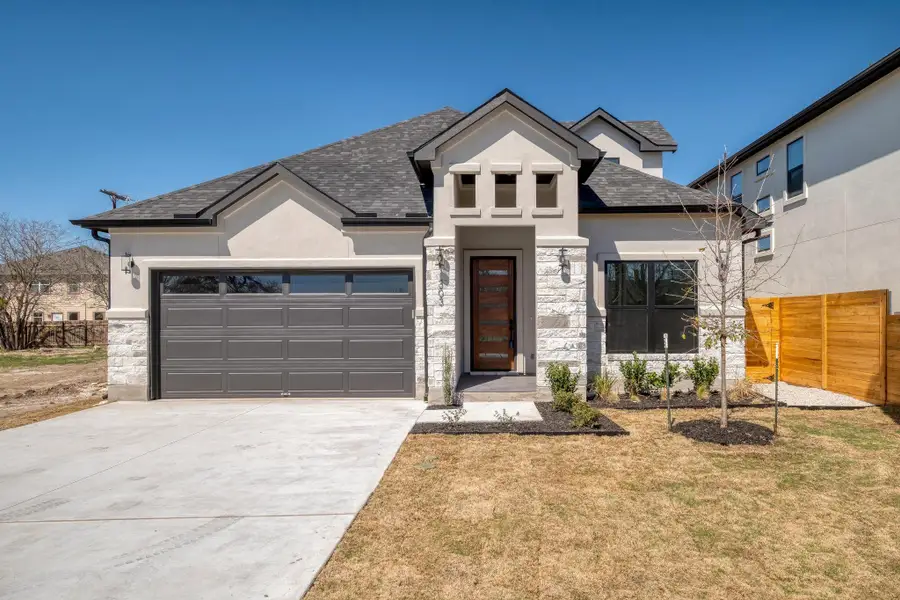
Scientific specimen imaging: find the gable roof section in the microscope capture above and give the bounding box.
[689,46,900,188]
[72,107,463,229]
[410,89,602,182]
[569,106,678,151]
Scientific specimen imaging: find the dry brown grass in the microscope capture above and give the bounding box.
[0,396,107,431]
[306,407,900,600]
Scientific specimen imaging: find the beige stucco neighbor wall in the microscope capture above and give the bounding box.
[575,119,664,177]
[32,285,106,321]
[107,179,427,401]
[707,69,900,311]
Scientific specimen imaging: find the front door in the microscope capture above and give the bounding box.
[472,258,516,371]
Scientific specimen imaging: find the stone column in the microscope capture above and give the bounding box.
[107,317,149,401]
[425,246,457,401]
[535,247,587,393]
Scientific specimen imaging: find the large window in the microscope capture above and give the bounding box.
[605,260,697,353]
[730,172,742,204]
[30,280,52,293]
[787,137,804,197]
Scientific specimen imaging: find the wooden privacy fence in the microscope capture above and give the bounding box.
[746,290,897,405]
[28,321,109,347]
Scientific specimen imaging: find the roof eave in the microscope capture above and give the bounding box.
[570,106,675,152]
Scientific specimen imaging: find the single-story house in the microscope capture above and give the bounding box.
[72,89,750,402]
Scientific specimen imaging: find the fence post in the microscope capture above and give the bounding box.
[664,333,671,432]
[774,341,780,436]
[821,295,828,391]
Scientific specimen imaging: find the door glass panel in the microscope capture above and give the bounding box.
[479,269,508,276]
[478,352,509,359]
[351,273,409,294]
[290,273,346,294]
[479,335,508,342]
[162,275,219,294]
[225,274,283,293]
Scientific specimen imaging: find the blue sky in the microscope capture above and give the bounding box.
[1,0,897,234]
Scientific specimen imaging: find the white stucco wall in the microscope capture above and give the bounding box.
[575,119,664,177]
[708,68,900,311]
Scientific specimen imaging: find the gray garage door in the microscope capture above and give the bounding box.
[156,271,415,399]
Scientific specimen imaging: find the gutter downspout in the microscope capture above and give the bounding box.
[91,230,111,310]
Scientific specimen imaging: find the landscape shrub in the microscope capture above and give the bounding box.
[619,352,650,398]
[685,357,719,399]
[570,401,603,428]
[647,363,682,399]
[591,370,619,403]
[546,362,578,398]
[552,390,581,413]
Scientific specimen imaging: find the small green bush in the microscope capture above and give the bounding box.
[570,401,603,428]
[619,352,650,398]
[591,370,619,403]
[552,390,581,413]
[647,363,682,396]
[546,362,578,398]
[685,357,719,398]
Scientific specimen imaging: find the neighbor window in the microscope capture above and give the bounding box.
[730,172,742,203]
[494,173,517,208]
[756,155,771,176]
[51,313,63,322]
[604,157,620,164]
[757,233,772,254]
[787,137,804,197]
[289,273,346,294]
[67,312,80,321]
[454,174,476,208]
[93,312,105,321]
[535,173,558,208]
[32,312,43,323]
[161,274,219,294]
[605,261,697,353]
[351,273,409,294]
[30,280,52,293]
[225,274,283,294]
[756,195,772,214]
[67,281,80,294]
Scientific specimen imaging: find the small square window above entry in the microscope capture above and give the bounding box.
[535,173,557,208]
[494,174,516,208]
[455,174,476,208]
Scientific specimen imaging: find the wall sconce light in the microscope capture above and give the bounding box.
[436,248,449,306]
[558,248,569,273]
[121,252,134,274]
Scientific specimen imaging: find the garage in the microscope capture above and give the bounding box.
[153,270,415,399]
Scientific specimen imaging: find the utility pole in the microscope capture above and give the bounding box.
[99,189,132,209]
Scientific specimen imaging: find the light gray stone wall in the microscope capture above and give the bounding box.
[535,247,587,389]
[424,246,457,400]
[108,318,149,401]
[414,312,426,399]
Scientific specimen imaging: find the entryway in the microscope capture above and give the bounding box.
[471,257,516,371]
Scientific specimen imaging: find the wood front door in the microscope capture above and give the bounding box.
[472,258,516,371]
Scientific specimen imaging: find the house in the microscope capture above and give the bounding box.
[72,89,750,402]
[689,47,900,311]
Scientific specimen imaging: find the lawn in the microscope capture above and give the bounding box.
[305,407,900,600]
[0,346,107,369]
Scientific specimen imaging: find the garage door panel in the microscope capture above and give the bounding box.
[287,339,344,359]
[348,306,408,327]
[349,371,408,393]
[287,372,344,393]
[288,307,344,328]
[163,339,224,360]
[348,338,411,360]
[164,307,224,328]
[227,307,284,328]
[164,372,225,394]
[227,339,284,360]
[226,372,283,393]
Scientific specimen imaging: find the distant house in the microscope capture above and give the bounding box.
[22,246,108,322]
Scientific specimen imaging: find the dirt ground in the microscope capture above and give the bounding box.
[0,348,108,430]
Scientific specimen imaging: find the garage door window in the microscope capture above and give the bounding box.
[226,274,283,293]
[290,273,347,294]
[162,275,219,294]
[351,273,409,294]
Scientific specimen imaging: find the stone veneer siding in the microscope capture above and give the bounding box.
[107,318,149,399]
[535,247,587,389]
[424,246,457,399]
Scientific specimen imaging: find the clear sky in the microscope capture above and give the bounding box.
[1,0,897,234]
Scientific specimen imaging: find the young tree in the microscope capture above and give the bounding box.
[0,214,76,350]
[679,151,795,429]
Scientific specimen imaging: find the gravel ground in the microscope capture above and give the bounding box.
[754,381,873,408]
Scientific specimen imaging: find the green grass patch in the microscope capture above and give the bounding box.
[790,421,897,451]
[0,348,107,369]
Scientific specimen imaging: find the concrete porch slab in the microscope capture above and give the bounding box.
[417,401,542,423]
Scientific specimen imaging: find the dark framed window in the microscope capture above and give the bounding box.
[161,275,219,294]
[756,195,772,213]
[93,312,105,321]
[68,281,80,294]
[757,233,772,253]
[32,312,43,323]
[787,137,804,197]
[225,274,283,294]
[351,272,409,294]
[289,273,347,294]
[730,172,742,203]
[756,155,771,176]
[67,312,80,321]
[605,260,697,353]
[604,157,620,164]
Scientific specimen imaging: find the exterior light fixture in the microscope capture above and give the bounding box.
[121,252,134,274]
[558,248,569,273]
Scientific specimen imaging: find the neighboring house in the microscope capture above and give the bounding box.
[690,47,900,311]
[72,89,751,402]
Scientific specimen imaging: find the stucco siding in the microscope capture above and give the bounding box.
[575,118,664,177]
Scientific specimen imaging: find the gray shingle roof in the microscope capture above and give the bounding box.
[622,121,677,147]
[579,160,715,210]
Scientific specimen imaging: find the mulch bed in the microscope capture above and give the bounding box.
[588,390,783,410]
[410,403,628,436]
[672,419,774,446]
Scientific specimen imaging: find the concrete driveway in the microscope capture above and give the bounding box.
[0,399,423,600]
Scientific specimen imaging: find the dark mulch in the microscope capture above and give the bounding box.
[588,390,783,410]
[410,403,628,436]
[672,419,774,446]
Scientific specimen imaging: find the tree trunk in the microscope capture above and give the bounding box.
[720,336,728,429]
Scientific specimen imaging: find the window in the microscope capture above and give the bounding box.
[68,281,80,294]
[604,157,620,164]
[30,280,52,293]
[225,274,283,294]
[756,195,772,214]
[454,174,476,208]
[756,155,771,176]
[535,173,557,208]
[494,173,516,208]
[351,272,409,294]
[51,313,63,322]
[289,273,346,294]
[67,312,80,321]
[32,312,43,323]
[787,137,804,197]
[730,172,742,203]
[161,275,219,294]
[757,233,772,254]
[93,312,105,321]
[605,261,697,353]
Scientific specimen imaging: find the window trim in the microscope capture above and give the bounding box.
[32,311,44,323]
[67,281,81,294]
[756,195,772,215]
[786,136,805,199]
[51,312,63,322]
[756,229,774,255]
[30,280,52,294]
[756,154,771,176]
[730,171,743,204]
[93,312,105,321]
[604,260,698,354]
